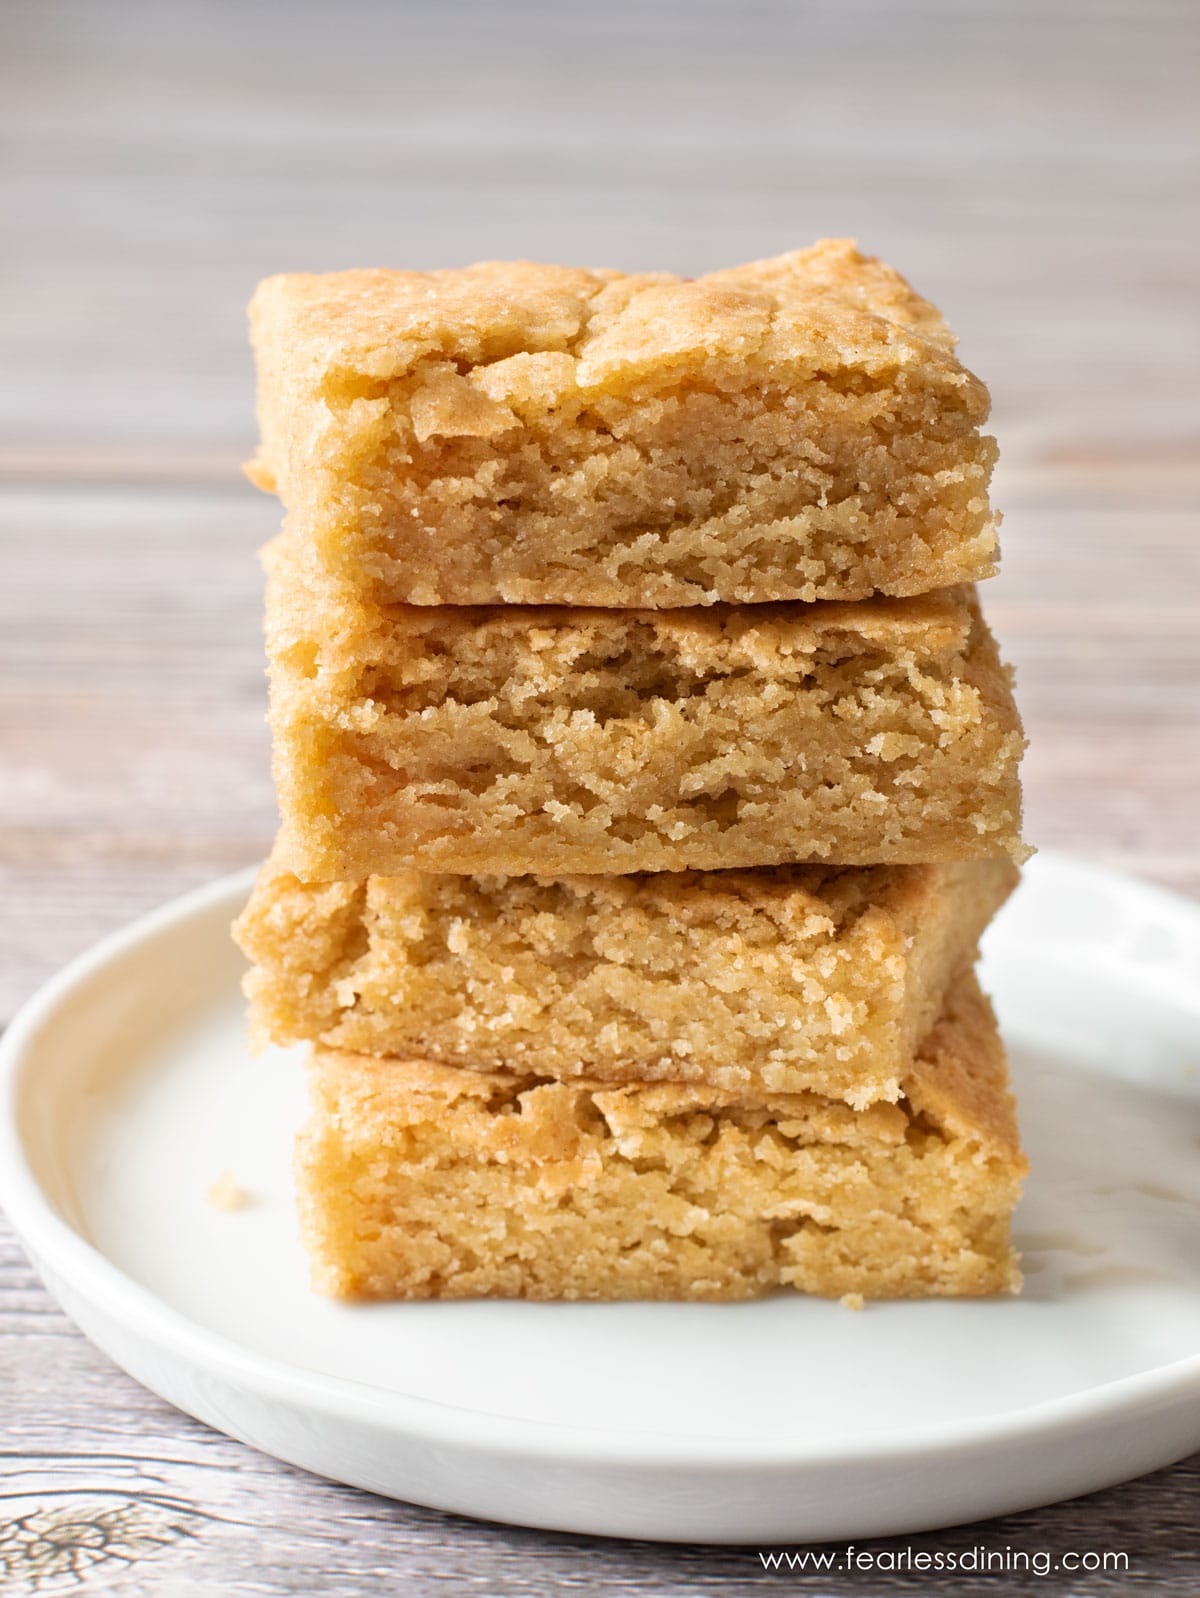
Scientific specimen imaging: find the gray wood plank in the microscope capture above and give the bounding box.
[2,0,1198,470]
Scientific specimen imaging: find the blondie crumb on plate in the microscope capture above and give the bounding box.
[236,858,1017,1107]
[247,240,998,607]
[265,554,1027,878]
[295,973,1026,1301]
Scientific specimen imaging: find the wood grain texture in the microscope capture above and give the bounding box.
[1,1,1198,1592]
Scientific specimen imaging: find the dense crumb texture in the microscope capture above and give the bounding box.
[267,559,1027,876]
[248,240,999,607]
[236,858,1017,1106]
[296,973,1026,1301]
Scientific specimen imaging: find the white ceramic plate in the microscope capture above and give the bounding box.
[2,853,1199,1544]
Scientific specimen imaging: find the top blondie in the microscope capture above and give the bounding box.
[247,240,999,607]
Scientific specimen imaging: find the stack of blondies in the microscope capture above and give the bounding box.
[235,240,1029,1303]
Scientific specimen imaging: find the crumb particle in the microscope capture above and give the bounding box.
[208,1170,249,1212]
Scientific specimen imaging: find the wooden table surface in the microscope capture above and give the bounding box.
[2,2,1198,1592]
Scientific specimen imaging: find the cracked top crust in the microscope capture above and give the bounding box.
[247,240,977,462]
[247,239,1000,609]
[311,972,1023,1164]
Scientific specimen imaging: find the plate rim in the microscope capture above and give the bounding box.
[2,853,1200,1474]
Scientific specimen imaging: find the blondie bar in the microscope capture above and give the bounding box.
[247,240,999,607]
[236,858,1016,1107]
[266,554,1026,877]
[296,973,1025,1301]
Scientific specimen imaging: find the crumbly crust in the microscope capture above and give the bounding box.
[235,858,1017,1107]
[296,972,1026,1301]
[248,240,999,607]
[264,553,1027,877]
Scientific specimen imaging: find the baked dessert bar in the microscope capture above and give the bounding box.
[247,240,999,608]
[296,973,1026,1301]
[266,559,1026,877]
[236,857,1017,1107]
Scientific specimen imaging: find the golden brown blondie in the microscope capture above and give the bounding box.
[296,973,1026,1302]
[247,240,999,607]
[236,858,1016,1107]
[266,553,1026,877]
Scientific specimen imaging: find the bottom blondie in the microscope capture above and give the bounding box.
[296,973,1025,1302]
